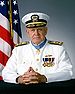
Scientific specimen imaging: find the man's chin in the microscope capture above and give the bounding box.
[32,40,41,44]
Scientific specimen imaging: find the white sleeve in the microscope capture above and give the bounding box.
[2,47,19,84]
[46,45,73,83]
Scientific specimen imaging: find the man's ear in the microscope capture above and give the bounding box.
[44,27,48,35]
[26,28,27,32]
[26,28,29,33]
[26,28,30,38]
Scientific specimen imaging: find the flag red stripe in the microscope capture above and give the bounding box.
[0,25,14,46]
[0,50,9,66]
[0,76,3,80]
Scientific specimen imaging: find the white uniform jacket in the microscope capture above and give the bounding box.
[2,40,73,83]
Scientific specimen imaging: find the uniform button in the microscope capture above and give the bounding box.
[36,58,39,61]
[36,68,38,71]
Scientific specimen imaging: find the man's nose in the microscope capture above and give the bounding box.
[34,29,39,35]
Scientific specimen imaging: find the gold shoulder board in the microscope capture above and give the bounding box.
[15,41,29,47]
[48,40,63,46]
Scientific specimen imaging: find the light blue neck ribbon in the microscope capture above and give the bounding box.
[31,38,47,50]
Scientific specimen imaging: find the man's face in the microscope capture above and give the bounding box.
[26,27,47,44]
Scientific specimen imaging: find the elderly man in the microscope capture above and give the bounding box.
[2,12,73,84]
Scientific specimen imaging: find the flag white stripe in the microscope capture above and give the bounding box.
[13,29,22,44]
[0,63,4,76]
[0,13,10,31]
[0,38,11,57]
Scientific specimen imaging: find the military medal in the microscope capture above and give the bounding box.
[36,49,40,54]
[42,55,55,67]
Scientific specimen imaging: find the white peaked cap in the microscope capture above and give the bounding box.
[22,12,50,28]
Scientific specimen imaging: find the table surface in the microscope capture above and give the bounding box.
[0,79,75,94]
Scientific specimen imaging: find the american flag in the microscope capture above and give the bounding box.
[0,0,22,80]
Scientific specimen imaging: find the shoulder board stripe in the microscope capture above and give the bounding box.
[48,40,63,46]
[15,41,29,47]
